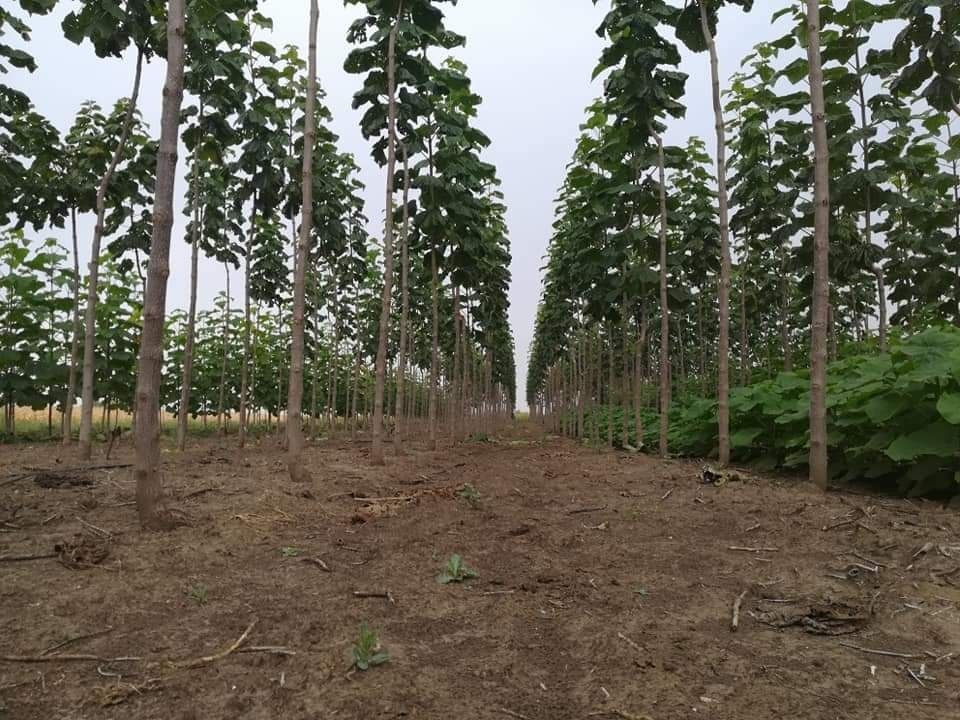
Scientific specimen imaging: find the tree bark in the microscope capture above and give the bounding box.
[652,127,670,458]
[286,0,318,482]
[62,207,82,445]
[239,201,255,448]
[177,104,203,451]
[428,247,439,451]
[133,2,184,529]
[805,0,831,490]
[370,5,402,466]
[79,48,144,459]
[700,2,732,465]
[393,144,411,455]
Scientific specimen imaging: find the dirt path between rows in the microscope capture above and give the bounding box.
[1,422,959,719]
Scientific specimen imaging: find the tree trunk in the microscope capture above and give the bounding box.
[239,200,255,448]
[370,6,402,466]
[652,128,670,458]
[428,248,439,451]
[133,4,184,530]
[286,0,318,481]
[700,2,732,465]
[805,0,831,490]
[177,107,203,452]
[393,145,412,454]
[62,208,82,444]
[217,262,230,435]
[79,48,144,459]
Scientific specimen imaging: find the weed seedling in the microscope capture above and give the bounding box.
[437,553,478,584]
[457,483,481,508]
[188,584,209,606]
[351,623,390,671]
[280,546,302,558]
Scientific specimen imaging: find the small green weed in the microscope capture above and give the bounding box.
[437,553,478,584]
[188,584,209,606]
[351,623,390,671]
[280,546,302,558]
[457,483,481,508]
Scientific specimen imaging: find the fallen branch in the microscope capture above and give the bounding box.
[75,516,113,538]
[731,590,748,632]
[498,709,530,720]
[236,646,295,656]
[568,505,607,515]
[353,590,395,604]
[729,546,779,553]
[301,557,331,572]
[352,494,417,503]
[660,489,672,502]
[838,642,917,659]
[42,627,114,656]
[588,710,655,720]
[169,618,257,669]
[617,631,642,653]
[0,553,57,563]
[0,654,140,664]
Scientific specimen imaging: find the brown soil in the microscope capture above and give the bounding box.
[1,423,959,719]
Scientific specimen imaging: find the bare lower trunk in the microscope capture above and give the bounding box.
[370,7,402,466]
[62,208,82,445]
[134,5,184,529]
[177,116,203,452]
[428,249,439,451]
[700,2,732,465]
[393,145,411,455]
[217,263,230,435]
[79,49,144,460]
[286,0,318,483]
[239,203,254,448]
[652,127,670,458]
[805,0,831,490]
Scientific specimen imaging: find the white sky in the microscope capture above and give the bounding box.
[16,1,776,409]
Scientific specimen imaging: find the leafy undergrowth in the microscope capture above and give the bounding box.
[583,327,960,496]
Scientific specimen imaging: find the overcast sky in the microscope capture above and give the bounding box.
[17,1,776,409]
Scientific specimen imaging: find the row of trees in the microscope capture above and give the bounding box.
[5,0,517,526]
[528,0,960,486]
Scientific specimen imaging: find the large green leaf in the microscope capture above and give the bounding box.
[885,421,959,462]
[936,393,960,424]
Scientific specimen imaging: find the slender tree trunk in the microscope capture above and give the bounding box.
[286,0,318,481]
[393,145,411,454]
[652,128,670,457]
[62,208,82,444]
[370,6,402,466]
[134,6,184,529]
[217,263,230,435]
[428,248,439,450]
[239,200,255,448]
[805,0,831,490]
[79,49,144,459]
[700,2,732,465]
[177,107,203,451]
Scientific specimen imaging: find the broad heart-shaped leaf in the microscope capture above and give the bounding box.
[885,421,959,462]
[937,393,960,424]
[730,427,763,448]
[863,392,911,424]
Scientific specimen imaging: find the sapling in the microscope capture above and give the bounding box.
[351,623,390,671]
[437,553,478,584]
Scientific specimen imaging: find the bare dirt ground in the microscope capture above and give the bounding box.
[1,422,959,720]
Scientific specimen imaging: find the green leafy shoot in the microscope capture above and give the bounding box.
[188,584,209,606]
[280,546,302,558]
[351,623,390,671]
[457,483,481,508]
[437,553,479,584]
